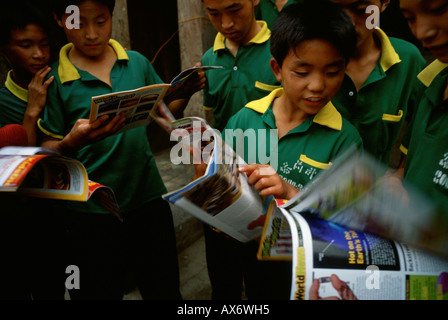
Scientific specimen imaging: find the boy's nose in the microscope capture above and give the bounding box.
[308,74,326,92]
[85,25,99,40]
[221,14,234,30]
[413,16,437,45]
[32,46,45,59]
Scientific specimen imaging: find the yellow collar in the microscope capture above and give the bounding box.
[417,59,448,87]
[213,21,270,52]
[5,70,28,102]
[375,28,402,72]
[58,39,129,84]
[245,88,342,131]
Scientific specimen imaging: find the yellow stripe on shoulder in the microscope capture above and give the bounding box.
[418,59,448,87]
[37,119,64,140]
[299,154,332,170]
[255,81,281,92]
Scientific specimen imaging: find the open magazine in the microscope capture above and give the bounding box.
[89,66,222,134]
[161,117,273,243]
[0,146,121,220]
[258,150,448,300]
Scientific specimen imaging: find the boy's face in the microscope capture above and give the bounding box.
[55,0,112,59]
[271,39,346,116]
[0,24,50,78]
[330,0,389,46]
[400,0,448,63]
[203,0,260,45]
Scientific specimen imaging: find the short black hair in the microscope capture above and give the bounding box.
[52,0,116,19]
[0,1,51,47]
[270,0,357,66]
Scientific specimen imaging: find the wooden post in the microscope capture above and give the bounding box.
[177,0,215,118]
[112,0,131,50]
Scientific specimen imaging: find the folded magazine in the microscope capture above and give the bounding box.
[89,66,222,134]
[258,150,448,300]
[0,146,121,220]
[162,117,272,243]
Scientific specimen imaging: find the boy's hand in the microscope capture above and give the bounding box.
[23,66,54,145]
[26,66,54,118]
[182,62,206,96]
[239,164,299,200]
[63,114,126,149]
[42,114,126,155]
[167,62,206,117]
[309,274,358,300]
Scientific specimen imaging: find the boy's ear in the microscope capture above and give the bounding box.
[380,0,390,13]
[270,57,282,82]
[53,12,65,28]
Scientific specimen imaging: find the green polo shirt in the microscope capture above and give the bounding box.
[332,28,427,166]
[0,71,29,127]
[224,88,363,191]
[38,39,167,214]
[255,0,301,29]
[402,60,448,216]
[201,21,281,131]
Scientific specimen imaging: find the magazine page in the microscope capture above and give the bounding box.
[0,148,120,217]
[284,209,448,300]
[89,84,169,134]
[164,66,223,102]
[87,181,121,220]
[281,150,448,259]
[257,201,293,261]
[0,153,89,201]
[89,66,222,134]
[163,117,272,243]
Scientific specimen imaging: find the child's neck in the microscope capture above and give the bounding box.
[68,44,117,86]
[225,21,261,57]
[10,70,32,90]
[346,33,381,91]
[275,0,288,11]
[272,95,309,139]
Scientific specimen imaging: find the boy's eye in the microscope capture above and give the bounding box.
[351,4,369,15]
[294,71,308,76]
[430,2,448,15]
[327,69,341,76]
[17,42,31,48]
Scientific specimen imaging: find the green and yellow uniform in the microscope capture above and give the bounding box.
[224,88,363,190]
[38,40,167,214]
[255,0,301,29]
[201,21,280,131]
[0,71,29,127]
[332,28,427,165]
[402,60,448,215]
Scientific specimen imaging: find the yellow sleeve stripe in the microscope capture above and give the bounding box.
[299,154,332,170]
[399,145,408,155]
[37,119,64,140]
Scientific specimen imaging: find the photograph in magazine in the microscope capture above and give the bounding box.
[163,118,273,243]
[257,149,448,300]
[89,66,222,134]
[288,212,448,300]
[0,147,121,220]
